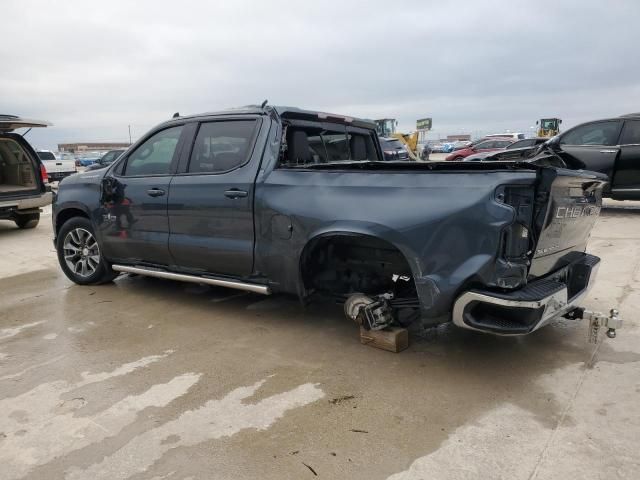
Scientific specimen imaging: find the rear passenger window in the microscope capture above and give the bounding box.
[124,126,183,176]
[620,120,640,145]
[282,126,378,165]
[188,120,257,173]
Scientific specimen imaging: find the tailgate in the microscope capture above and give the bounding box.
[529,168,607,278]
[43,159,76,173]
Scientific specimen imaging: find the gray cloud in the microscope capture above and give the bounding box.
[2,0,639,149]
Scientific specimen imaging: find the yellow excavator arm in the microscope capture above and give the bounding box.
[391,132,420,160]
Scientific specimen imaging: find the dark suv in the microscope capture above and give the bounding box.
[85,149,127,171]
[548,113,640,199]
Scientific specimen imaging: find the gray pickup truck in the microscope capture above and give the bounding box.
[53,105,613,337]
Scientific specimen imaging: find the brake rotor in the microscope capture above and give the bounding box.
[344,293,374,324]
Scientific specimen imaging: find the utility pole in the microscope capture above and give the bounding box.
[128,125,132,145]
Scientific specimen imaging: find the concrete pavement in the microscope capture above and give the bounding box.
[0,201,639,479]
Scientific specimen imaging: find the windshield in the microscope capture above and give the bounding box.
[101,150,124,164]
[37,151,56,160]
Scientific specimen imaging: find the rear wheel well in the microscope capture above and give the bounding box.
[56,208,88,235]
[300,234,416,298]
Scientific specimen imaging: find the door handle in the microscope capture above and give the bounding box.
[146,188,166,197]
[599,150,617,154]
[224,189,248,199]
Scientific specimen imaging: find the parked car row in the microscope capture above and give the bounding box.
[463,138,547,161]
[473,113,640,200]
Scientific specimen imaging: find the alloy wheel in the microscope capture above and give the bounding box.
[63,228,101,278]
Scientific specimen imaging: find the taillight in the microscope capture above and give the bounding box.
[40,164,49,183]
[494,185,535,288]
[496,186,534,262]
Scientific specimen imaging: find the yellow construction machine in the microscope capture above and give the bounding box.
[374,118,422,160]
[537,118,562,138]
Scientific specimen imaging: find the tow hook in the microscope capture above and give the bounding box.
[563,308,622,343]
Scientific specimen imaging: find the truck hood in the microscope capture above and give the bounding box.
[59,167,108,187]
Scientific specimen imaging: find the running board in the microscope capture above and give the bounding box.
[111,265,271,295]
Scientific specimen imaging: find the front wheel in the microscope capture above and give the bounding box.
[14,212,40,229]
[56,217,118,285]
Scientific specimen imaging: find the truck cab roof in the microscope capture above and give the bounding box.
[165,105,377,130]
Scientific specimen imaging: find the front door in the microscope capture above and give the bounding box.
[556,120,623,175]
[611,119,640,199]
[168,118,263,277]
[98,125,185,265]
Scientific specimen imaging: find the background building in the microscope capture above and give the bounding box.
[58,142,130,153]
[445,134,472,141]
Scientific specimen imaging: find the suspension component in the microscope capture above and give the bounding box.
[344,293,394,331]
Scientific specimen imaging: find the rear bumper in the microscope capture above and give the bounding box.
[0,191,53,213]
[452,253,600,335]
[48,171,76,181]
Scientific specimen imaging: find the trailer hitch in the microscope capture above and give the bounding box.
[563,308,622,344]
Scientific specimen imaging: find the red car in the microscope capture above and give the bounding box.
[445,137,514,161]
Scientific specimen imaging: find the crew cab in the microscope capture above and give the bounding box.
[36,149,77,182]
[53,106,609,336]
[0,115,53,229]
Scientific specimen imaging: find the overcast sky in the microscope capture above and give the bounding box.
[2,0,639,149]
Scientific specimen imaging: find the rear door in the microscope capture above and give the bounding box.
[556,120,623,175]
[167,117,263,276]
[98,125,187,265]
[611,119,640,199]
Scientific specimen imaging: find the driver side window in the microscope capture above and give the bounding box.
[124,126,183,176]
[560,121,620,146]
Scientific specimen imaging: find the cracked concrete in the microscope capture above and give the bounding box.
[0,200,639,479]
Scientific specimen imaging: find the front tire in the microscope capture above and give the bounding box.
[56,217,118,285]
[14,212,40,229]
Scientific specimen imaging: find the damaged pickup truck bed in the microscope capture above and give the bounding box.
[53,105,611,336]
